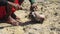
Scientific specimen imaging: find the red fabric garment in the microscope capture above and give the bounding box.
[0,6,6,19]
[12,0,19,13]
[11,0,24,13]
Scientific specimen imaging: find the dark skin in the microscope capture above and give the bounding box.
[6,1,21,26]
[0,0,18,25]
[5,0,37,26]
[7,0,45,25]
[10,0,38,19]
[6,1,23,26]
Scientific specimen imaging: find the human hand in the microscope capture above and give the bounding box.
[14,4,22,10]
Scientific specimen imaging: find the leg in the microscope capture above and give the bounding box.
[7,16,19,26]
[6,4,19,26]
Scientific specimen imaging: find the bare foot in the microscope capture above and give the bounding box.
[7,16,19,26]
[32,12,45,22]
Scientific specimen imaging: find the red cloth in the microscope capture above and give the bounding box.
[0,6,6,19]
[11,0,24,13]
[12,0,19,13]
